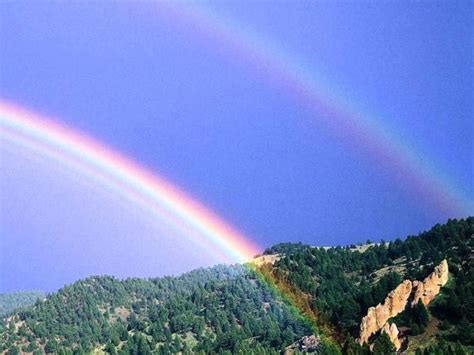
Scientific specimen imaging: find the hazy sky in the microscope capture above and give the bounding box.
[1,1,472,292]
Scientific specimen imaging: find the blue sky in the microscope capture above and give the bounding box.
[0,1,472,292]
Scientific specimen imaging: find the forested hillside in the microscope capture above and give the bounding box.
[0,266,315,354]
[0,292,45,318]
[263,217,474,353]
[1,217,473,354]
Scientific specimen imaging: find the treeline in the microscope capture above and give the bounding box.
[0,291,45,318]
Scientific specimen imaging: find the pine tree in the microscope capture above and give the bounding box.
[412,300,429,328]
[372,333,396,355]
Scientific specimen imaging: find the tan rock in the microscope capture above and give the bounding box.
[381,322,401,350]
[250,254,281,266]
[411,259,449,306]
[359,280,412,345]
[358,259,449,350]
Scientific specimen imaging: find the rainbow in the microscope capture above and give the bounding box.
[0,101,261,264]
[1,5,471,341]
[152,2,473,217]
[0,100,323,332]
[0,99,330,333]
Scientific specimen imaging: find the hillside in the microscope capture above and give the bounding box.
[1,217,473,354]
[0,292,45,318]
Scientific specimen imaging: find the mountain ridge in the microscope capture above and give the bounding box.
[1,217,473,354]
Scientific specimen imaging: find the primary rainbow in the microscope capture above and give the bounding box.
[153,2,473,217]
[0,100,324,331]
[0,101,261,264]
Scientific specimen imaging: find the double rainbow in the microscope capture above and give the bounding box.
[1,4,471,267]
[1,3,471,340]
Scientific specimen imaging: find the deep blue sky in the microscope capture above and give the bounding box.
[1,1,472,292]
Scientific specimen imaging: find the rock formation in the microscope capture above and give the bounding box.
[381,322,401,350]
[250,254,281,266]
[411,259,449,306]
[358,280,412,345]
[285,335,320,354]
[358,259,448,351]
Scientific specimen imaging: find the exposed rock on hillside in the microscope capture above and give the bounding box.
[359,280,412,346]
[411,259,449,306]
[358,259,448,350]
[381,322,401,350]
[285,334,320,353]
[250,254,281,266]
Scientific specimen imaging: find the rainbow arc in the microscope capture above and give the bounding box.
[151,2,472,217]
[0,101,260,264]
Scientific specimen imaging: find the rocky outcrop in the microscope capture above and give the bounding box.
[411,259,449,306]
[381,322,401,350]
[358,259,448,351]
[250,254,281,266]
[285,335,320,354]
[359,280,412,345]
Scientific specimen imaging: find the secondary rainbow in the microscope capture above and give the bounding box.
[0,101,261,264]
[153,2,473,217]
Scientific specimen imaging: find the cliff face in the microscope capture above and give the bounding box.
[358,259,449,350]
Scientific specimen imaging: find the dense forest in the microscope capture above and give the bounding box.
[0,266,314,354]
[1,217,473,354]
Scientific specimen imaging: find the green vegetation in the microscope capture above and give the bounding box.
[391,299,430,337]
[372,333,395,355]
[0,291,45,317]
[264,217,474,352]
[0,217,473,353]
[0,266,312,354]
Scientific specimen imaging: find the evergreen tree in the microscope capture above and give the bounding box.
[372,333,396,355]
[412,300,429,329]
[44,339,58,353]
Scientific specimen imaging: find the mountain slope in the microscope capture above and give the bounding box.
[263,217,474,353]
[0,292,45,318]
[0,266,314,354]
[1,217,473,354]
